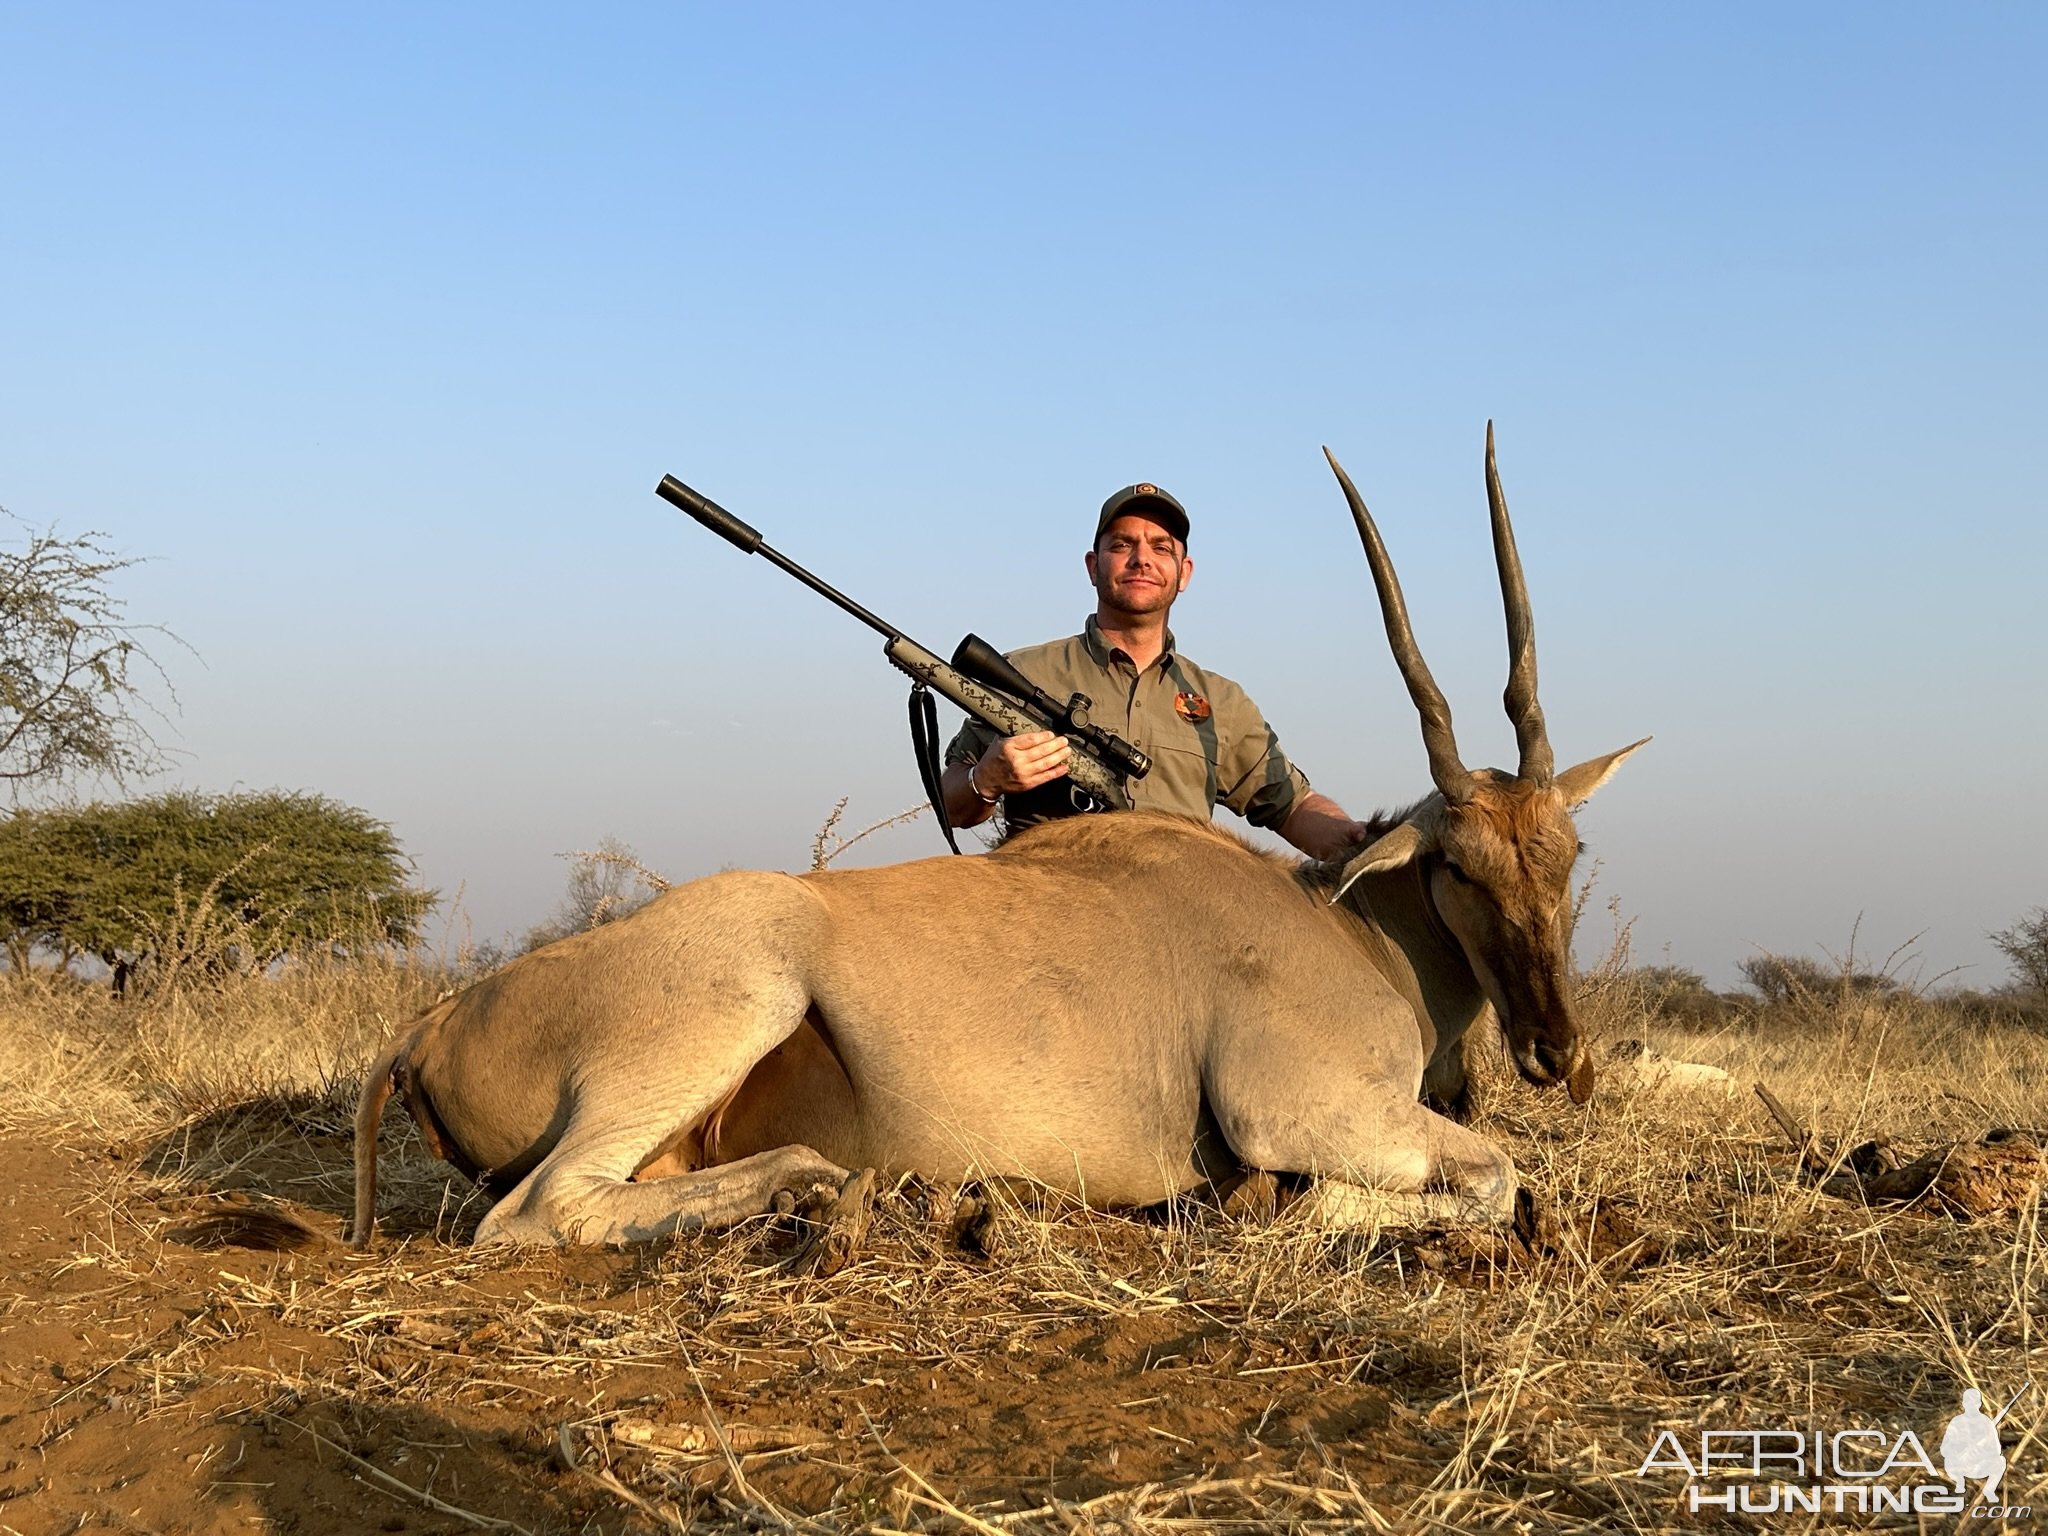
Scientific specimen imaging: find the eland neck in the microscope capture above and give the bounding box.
[1312,837,1491,1079]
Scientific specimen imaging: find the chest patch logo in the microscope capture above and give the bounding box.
[1173,691,1212,724]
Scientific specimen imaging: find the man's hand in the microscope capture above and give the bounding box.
[976,730,1071,795]
[1279,792,1371,862]
[940,731,1073,827]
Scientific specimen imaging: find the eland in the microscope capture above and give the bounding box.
[353,428,1645,1250]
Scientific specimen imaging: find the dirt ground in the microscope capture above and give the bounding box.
[1,1113,1475,1535]
[3,1007,2045,1534]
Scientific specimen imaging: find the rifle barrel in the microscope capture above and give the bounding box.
[657,473,905,643]
[659,471,1140,807]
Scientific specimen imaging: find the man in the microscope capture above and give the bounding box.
[940,482,1368,861]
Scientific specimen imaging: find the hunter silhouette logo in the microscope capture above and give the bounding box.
[1634,1385,2032,1518]
[1942,1387,2023,1505]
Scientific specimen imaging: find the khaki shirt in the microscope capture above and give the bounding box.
[944,616,1310,830]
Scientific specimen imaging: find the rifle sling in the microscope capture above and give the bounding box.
[907,682,962,854]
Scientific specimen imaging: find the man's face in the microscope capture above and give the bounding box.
[1086,513,1192,618]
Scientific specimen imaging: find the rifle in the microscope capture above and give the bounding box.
[656,474,1151,851]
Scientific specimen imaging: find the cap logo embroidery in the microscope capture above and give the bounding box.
[1174,691,1212,724]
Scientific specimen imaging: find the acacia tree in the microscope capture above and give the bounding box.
[1,511,175,789]
[0,791,435,990]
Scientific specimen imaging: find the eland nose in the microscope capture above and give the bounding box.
[1533,1037,1577,1081]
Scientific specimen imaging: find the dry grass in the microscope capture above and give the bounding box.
[2,956,2045,1534]
[0,956,446,1136]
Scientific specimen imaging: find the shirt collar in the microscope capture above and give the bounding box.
[1083,614,1176,670]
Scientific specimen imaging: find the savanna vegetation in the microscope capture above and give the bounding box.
[3,516,2043,1530]
[1,843,2044,1532]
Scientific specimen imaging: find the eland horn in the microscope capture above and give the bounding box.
[1484,422,1554,784]
[1324,445,1475,806]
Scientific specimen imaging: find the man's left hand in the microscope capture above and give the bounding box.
[1278,793,1371,862]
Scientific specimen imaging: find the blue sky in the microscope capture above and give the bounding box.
[3,5,2043,986]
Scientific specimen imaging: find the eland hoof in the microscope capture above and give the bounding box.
[951,1187,1002,1258]
[792,1167,876,1277]
[1219,1170,1281,1224]
[1512,1185,1561,1253]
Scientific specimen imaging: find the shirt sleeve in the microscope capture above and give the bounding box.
[944,715,998,769]
[1211,677,1311,830]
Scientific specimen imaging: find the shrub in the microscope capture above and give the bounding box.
[519,837,665,953]
[1990,908,2048,996]
[1738,951,1898,1006]
[1623,964,1730,1025]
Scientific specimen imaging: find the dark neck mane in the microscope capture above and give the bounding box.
[1296,793,1435,895]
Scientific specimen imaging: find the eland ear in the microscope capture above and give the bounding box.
[1553,736,1651,809]
[1331,821,1430,904]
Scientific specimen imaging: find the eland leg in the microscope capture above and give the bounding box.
[1209,1066,1517,1230]
[471,999,856,1253]
[1280,1096,1516,1229]
[477,1132,855,1246]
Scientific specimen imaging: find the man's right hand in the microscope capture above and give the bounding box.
[942,731,1074,828]
[976,730,1072,795]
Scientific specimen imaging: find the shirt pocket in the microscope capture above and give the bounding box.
[1135,739,1219,819]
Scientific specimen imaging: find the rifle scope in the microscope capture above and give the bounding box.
[951,634,1152,782]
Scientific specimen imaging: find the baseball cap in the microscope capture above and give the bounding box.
[1095,483,1190,545]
